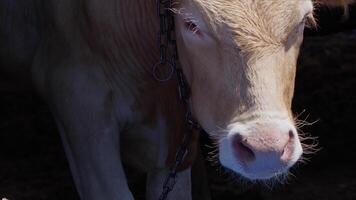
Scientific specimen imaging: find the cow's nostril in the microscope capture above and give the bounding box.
[289,130,295,139]
[281,130,296,162]
[232,135,256,163]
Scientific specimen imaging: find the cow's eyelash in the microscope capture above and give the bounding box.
[184,18,200,34]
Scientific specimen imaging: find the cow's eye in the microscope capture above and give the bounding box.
[184,19,201,35]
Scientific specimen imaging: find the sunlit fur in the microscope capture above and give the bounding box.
[174,0,314,182]
[179,0,317,61]
[173,2,347,183]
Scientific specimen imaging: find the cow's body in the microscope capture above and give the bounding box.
[2,1,190,199]
[39,1,195,199]
[0,0,353,200]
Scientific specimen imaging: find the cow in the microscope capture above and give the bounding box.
[0,0,353,199]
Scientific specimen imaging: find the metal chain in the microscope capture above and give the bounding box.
[152,0,176,82]
[153,0,201,200]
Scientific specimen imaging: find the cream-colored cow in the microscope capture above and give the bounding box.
[0,0,352,199]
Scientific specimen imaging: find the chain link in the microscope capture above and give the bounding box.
[154,0,201,200]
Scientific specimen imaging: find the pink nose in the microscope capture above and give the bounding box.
[232,127,296,165]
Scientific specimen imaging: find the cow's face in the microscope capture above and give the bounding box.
[175,0,315,180]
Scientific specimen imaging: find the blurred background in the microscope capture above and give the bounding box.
[0,4,356,200]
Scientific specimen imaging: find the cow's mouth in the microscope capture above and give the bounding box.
[212,118,304,182]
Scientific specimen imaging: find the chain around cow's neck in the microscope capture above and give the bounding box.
[153,0,201,200]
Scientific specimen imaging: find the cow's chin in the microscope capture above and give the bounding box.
[218,134,302,182]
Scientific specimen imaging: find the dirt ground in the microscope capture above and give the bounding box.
[1,12,356,200]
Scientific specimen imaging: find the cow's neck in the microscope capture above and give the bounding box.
[79,0,193,168]
[77,0,173,117]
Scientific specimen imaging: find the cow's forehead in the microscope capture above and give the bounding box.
[189,0,314,51]
[191,0,313,21]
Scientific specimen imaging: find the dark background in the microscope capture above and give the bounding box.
[1,5,356,200]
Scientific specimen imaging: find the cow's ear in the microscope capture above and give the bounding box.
[316,0,354,7]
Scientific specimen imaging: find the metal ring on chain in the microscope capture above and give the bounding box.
[152,61,175,82]
[154,0,202,200]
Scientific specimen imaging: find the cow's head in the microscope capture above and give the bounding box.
[173,0,339,181]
